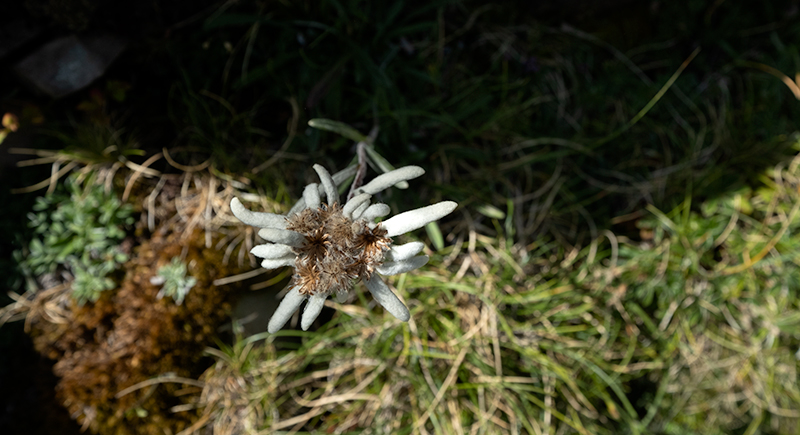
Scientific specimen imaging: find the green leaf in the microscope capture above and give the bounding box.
[308,118,368,142]
[425,221,445,251]
[363,144,409,189]
[476,203,506,220]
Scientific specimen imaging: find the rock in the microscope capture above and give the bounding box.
[13,34,127,98]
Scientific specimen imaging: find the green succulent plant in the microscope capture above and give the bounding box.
[20,173,134,304]
[151,257,197,305]
[71,262,118,305]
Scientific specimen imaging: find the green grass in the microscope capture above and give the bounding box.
[193,136,800,434]
[178,2,800,433]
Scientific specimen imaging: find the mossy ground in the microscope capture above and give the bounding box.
[25,223,247,434]
[1,0,800,434]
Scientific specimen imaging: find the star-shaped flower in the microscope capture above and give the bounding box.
[231,164,457,332]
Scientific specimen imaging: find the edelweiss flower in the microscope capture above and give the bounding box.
[231,164,456,333]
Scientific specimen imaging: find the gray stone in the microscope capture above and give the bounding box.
[13,34,127,98]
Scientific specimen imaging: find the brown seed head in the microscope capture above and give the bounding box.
[286,202,392,296]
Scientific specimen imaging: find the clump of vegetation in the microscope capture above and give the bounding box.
[20,173,134,304]
[152,257,197,305]
[3,166,263,434]
[194,335,279,435]
[30,227,245,434]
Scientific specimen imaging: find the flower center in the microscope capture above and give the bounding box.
[286,203,391,296]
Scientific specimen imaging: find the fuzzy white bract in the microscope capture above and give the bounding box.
[231,164,457,333]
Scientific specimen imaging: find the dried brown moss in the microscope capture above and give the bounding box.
[28,226,246,434]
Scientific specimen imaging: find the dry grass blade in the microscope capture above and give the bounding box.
[116,375,206,398]
[414,346,469,431]
[122,151,163,201]
[11,160,78,193]
[163,147,212,172]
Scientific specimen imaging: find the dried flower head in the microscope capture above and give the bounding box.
[231,164,457,332]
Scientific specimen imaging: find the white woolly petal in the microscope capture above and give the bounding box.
[343,193,371,218]
[356,166,425,195]
[364,275,410,322]
[313,164,339,205]
[268,286,305,333]
[301,294,327,330]
[258,228,305,247]
[250,243,294,259]
[359,203,391,221]
[376,255,429,275]
[303,183,321,209]
[289,165,358,215]
[260,256,296,270]
[230,198,287,229]
[385,242,425,262]
[382,201,458,237]
[353,202,369,220]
